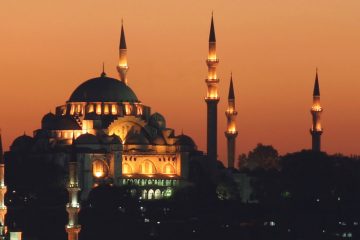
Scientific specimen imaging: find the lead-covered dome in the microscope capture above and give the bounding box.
[69,74,139,103]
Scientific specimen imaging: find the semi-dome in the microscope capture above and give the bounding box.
[152,135,166,145]
[175,134,196,147]
[41,112,56,130]
[125,131,150,145]
[149,112,166,129]
[69,74,139,103]
[55,117,81,130]
[11,134,34,152]
[75,133,99,145]
[110,134,122,144]
[99,134,122,144]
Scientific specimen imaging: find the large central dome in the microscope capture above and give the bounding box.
[69,74,139,103]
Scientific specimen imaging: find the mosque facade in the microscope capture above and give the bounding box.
[6,22,206,202]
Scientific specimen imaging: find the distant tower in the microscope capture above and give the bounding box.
[205,14,220,165]
[66,146,81,240]
[117,20,129,84]
[225,74,238,168]
[310,69,323,152]
[0,131,7,240]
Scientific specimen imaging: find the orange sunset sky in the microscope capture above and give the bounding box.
[1,0,360,163]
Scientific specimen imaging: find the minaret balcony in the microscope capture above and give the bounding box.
[66,225,81,232]
[206,59,219,67]
[205,78,219,84]
[225,110,238,116]
[225,131,238,137]
[310,128,323,134]
[205,96,220,102]
[311,105,322,112]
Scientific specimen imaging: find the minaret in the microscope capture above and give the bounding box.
[117,20,129,84]
[225,74,238,168]
[66,145,81,240]
[0,131,7,240]
[205,14,220,166]
[310,69,323,152]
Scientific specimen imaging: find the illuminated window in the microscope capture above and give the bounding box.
[96,104,102,115]
[122,163,133,174]
[124,104,132,115]
[136,105,143,115]
[111,104,118,115]
[70,105,75,115]
[148,189,154,200]
[155,189,161,199]
[142,190,147,199]
[104,104,109,115]
[76,104,81,113]
[163,164,176,174]
[140,160,156,174]
[163,188,173,198]
[92,160,108,178]
[88,104,94,113]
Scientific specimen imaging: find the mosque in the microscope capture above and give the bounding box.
[4,15,230,203]
[0,14,324,240]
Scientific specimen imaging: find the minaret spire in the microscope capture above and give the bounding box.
[310,69,323,152]
[209,13,216,42]
[101,62,106,77]
[313,68,320,96]
[117,20,129,84]
[65,144,81,240]
[205,13,220,168]
[225,74,238,168]
[0,130,7,240]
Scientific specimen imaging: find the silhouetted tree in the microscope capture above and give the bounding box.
[239,143,279,170]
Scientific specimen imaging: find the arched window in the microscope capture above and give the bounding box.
[122,163,133,174]
[142,190,147,200]
[163,188,173,198]
[104,104,110,115]
[148,189,154,200]
[92,160,108,178]
[111,104,118,115]
[163,163,176,174]
[140,160,156,174]
[155,189,162,199]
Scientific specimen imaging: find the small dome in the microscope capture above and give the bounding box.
[125,131,149,145]
[175,134,196,147]
[41,112,56,130]
[152,135,166,145]
[55,117,81,130]
[99,134,122,144]
[11,134,34,152]
[69,75,139,103]
[110,134,122,144]
[75,133,99,145]
[149,112,166,129]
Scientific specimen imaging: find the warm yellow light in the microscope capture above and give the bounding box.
[141,160,156,174]
[104,104,109,115]
[70,105,75,115]
[312,105,322,111]
[136,105,143,115]
[163,164,175,174]
[96,104,102,115]
[124,104,132,115]
[76,104,81,113]
[88,104,94,113]
[123,163,132,174]
[111,104,118,115]
[228,126,236,133]
[92,160,107,178]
